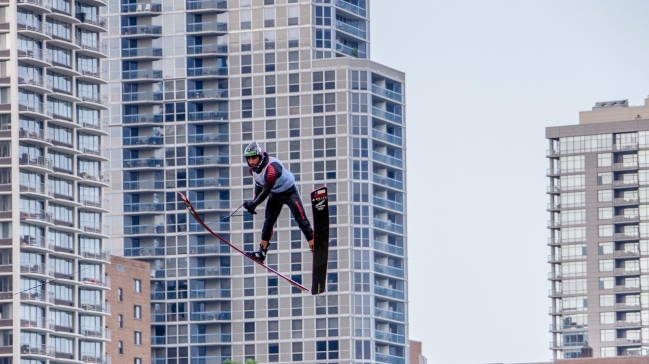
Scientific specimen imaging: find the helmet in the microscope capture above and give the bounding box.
[244,141,265,171]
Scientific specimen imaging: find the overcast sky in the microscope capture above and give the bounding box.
[370,1,649,363]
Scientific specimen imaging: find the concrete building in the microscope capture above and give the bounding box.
[105,255,151,364]
[104,0,408,363]
[0,0,111,363]
[409,340,427,364]
[546,97,649,359]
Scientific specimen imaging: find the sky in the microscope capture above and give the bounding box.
[370,1,649,363]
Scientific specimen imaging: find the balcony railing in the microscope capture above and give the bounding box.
[614,197,640,205]
[18,0,52,10]
[18,46,51,63]
[187,88,228,99]
[20,262,52,276]
[373,218,404,234]
[20,343,54,357]
[76,12,107,29]
[371,84,402,102]
[375,353,405,364]
[335,0,367,17]
[373,151,403,168]
[190,333,232,343]
[121,2,161,13]
[374,308,405,322]
[20,235,53,249]
[188,155,229,165]
[20,208,53,223]
[185,0,227,11]
[76,39,107,55]
[190,311,231,321]
[187,66,228,77]
[187,43,227,55]
[189,288,231,299]
[187,21,227,32]
[375,330,406,344]
[123,179,165,190]
[335,42,366,58]
[188,111,228,121]
[372,129,402,146]
[613,179,639,188]
[122,24,162,36]
[122,47,162,58]
[189,266,231,277]
[122,69,162,79]
[20,180,50,196]
[80,353,110,364]
[192,199,230,210]
[124,202,164,212]
[372,174,403,190]
[188,132,228,143]
[18,20,50,37]
[188,177,229,187]
[123,157,164,168]
[79,221,109,236]
[18,73,50,90]
[81,274,110,287]
[123,113,163,124]
[19,99,52,117]
[374,285,405,300]
[614,232,640,240]
[79,170,110,184]
[125,246,164,257]
[78,117,106,131]
[123,135,163,146]
[80,326,110,340]
[80,300,110,314]
[20,315,53,329]
[372,106,402,124]
[335,20,366,39]
[124,224,165,235]
[373,241,404,256]
[373,196,403,212]
[374,262,404,278]
[80,249,110,262]
[122,91,163,102]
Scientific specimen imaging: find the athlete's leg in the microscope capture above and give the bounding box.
[285,187,314,250]
[260,192,283,250]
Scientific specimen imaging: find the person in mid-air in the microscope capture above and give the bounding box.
[242,141,314,263]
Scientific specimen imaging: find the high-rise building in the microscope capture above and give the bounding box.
[0,0,111,363]
[546,98,649,359]
[105,0,408,363]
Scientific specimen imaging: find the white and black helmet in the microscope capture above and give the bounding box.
[244,141,265,170]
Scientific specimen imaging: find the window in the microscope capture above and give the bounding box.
[268,321,279,340]
[241,77,252,96]
[292,319,302,338]
[134,279,141,293]
[317,340,339,360]
[598,207,613,220]
[265,75,276,94]
[313,93,335,113]
[288,51,299,70]
[118,341,123,355]
[241,54,251,74]
[599,242,614,255]
[290,163,300,181]
[265,53,275,72]
[135,359,142,364]
[268,276,278,295]
[269,343,279,362]
[240,9,251,29]
[268,298,278,318]
[314,160,336,180]
[315,5,331,25]
[599,260,614,272]
[244,322,255,341]
[598,153,612,167]
[244,277,254,296]
[599,277,614,289]
[134,331,142,345]
[292,297,302,316]
[118,288,123,301]
[118,314,123,328]
[242,100,252,118]
[289,73,299,92]
[313,138,336,158]
[266,97,276,117]
[290,140,300,159]
[265,120,276,139]
[599,225,613,237]
[288,6,299,25]
[134,305,142,319]
[292,342,303,362]
[316,294,338,315]
[291,274,303,294]
[242,121,253,140]
[598,172,612,185]
[291,252,302,271]
[598,190,613,202]
[244,299,254,319]
[313,71,335,90]
[288,27,299,46]
[289,118,300,137]
[600,329,615,342]
[314,115,336,135]
[264,7,275,27]
[599,294,614,307]
[241,32,252,52]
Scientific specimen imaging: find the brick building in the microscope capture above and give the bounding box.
[106,255,151,364]
[410,340,427,364]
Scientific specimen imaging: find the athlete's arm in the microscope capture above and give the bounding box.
[249,162,283,207]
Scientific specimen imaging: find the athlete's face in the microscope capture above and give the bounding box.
[247,155,261,168]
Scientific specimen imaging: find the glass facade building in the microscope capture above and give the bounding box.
[105,0,408,363]
[547,99,649,359]
[0,0,111,363]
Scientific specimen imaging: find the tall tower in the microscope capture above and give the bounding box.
[547,98,649,359]
[0,0,111,362]
[105,0,408,362]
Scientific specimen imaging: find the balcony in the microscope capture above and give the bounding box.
[335,42,366,58]
[375,354,405,364]
[193,199,229,210]
[613,179,639,188]
[187,66,228,77]
[124,202,164,213]
[20,290,54,304]
[188,132,228,143]
[372,174,404,190]
[20,262,52,277]
[122,47,162,59]
[187,43,227,56]
[122,91,163,103]
[614,302,641,310]
[375,308,405,322]
[80,353,110,364]
[613,215,639,223]
[17,0,52,12]
[614,232,640,241]
[81,274,110,288]
[374,285,405,300]
[18,18,52,39]
[80,300,110,314]
[616,320,642,327]
[374,262,404,278]
[614,268,641,276]
[373,196,403,212]
[20,208,53,224]
[125,246,164,257]
[375,330,405,344]
[121,2,161,14]
[614,197,640,206]
[21,343,54,357]
[189,266,230,277]
[123,179,164,190]
[372,84,402,102]
[373,218,404,234]
[20,180,51,197]
[189,288,231,299]
[79,170,110,186]
[372,106,402,124]
[187,21,227,33]
[188,155,229,166]
[372,129,402,146]
[185,0,227,12]
[124,224,165,235]
[75,39,107,57]
[80,326,110,340]
[123,113,163,124]
[187,88,228,99]
[188,111,228,121]
[18,47,51,67]
[374,241,404,256]
[79,221,110,237]
[122,69,162,80]
[188,177,229,188]
[373,151,403,168]
[78,91,108,108]
[19,100,53,118]
[76,12,107,32]
[614,250,640,258]
[613,162,639,171]
[190,221,228,232]
[614,285,641,293]
[78,117,108,134]
[190,333,231,343]
[20,235,53,250]
[335,0,367,17]
[190,310,231,321]
[123,135,163,146]
[20,315,53,330]
[616,338,643,345]
[121,25,162,37]
[123,157,164,168]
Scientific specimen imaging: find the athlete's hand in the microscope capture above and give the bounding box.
[243,201,257,215]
